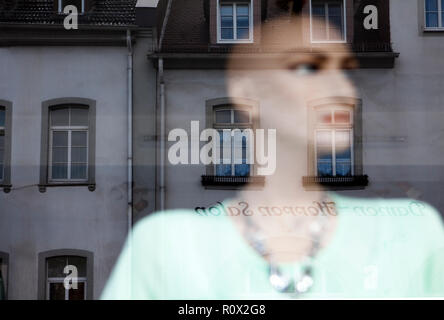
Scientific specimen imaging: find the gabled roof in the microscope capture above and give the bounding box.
[0,0,137,26]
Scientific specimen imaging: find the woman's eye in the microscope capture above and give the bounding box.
[288,63,320,76]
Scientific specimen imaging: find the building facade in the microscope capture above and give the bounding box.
[0,0,159,299]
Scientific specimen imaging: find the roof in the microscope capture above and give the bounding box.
[0,0,137,26]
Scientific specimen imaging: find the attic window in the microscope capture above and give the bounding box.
[58,0,85,14]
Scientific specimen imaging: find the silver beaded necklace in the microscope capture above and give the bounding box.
[242,201,332,297]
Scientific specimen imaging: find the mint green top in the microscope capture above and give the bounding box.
[101,194,444,299]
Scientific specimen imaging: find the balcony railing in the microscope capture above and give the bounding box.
[201,175,265,187]
[302,175,369,189]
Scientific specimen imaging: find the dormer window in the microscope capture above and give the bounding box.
[217,0,253,43]
[58,0,85,14]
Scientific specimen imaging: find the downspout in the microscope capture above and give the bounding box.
[157,0,173,211]
[126,29,133,231]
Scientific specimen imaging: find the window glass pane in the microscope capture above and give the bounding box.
[221,28,234,39]
[51,108,70,127]
[0,164,3,181]
[329,14,343,29]
[217,130,232,176]
[68,282,85,300]
[237,15,249,28]
[235,164,250,176]
[317,110,332,123]
[237,28,250,39]
[0,134,4,150]
[336,161,351,176]
[426,0,438,11]
[328,3,342,17]
[49,283,65,300]
[70,108,88,126]
[426,12,439,27]
[334,110,350,123]
[236,4,249,16]
[215,110,232,123]
[335,130,350,146]
[62,0,82,11]
[0,109,5,127]
[71,164,87,180]
[312,4,325,16]
[216,164,232,176]
[221,16,233,28]
[52,131,68,147]
[71,147,87,163]
[47,257,67,278]
[52,147,68,163]
[234,110,250,123]
[317,160,333,176]
[335,148,351,160]
[67,256,86,277]
[316,131,332,146]
[72,131,87,147]
[52,164,68,179]
[220,4,233,16]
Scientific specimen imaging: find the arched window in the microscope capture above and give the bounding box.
[38,249,93,300]
[39,98,96,192]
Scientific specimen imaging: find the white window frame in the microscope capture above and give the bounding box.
[213,108,252,176]
[424,0,444,30]
[45,257,87,300]
[217,0,254,44]
[309,0,347,44]
[48,108,89,183]
[314,106,354,177]
[58,0,85,14]
[0,109,4,183]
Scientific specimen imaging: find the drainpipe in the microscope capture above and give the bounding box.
[157,0,173,211]
[126,29,133,231]
[158,58,165,211]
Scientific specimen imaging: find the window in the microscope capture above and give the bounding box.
[46,256,87,300]
[425,0,444,29]
[0,100,12,192]
[304,97,367,189]
[310,0,346,42]
[38,249,93,300]
[218,0,253,43]
[214,107,252,177]
[58,0,85,13]
[0,252,8,300]
[315,107,353,176]
[49,106,89,182]
[0,107,5,182]
[40,98,96,192]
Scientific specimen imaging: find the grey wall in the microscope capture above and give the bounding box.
[0,46,130,299]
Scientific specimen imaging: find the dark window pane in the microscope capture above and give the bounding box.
[221,28,234,39]
[71,147,87,163]
[317,161,333,176]
[237,28,250,39]
[237,15,249,28]
[62,0,82,11]
[312,4,325,16]
[426,13,439,27]
[216,164,232,176]
[52,131,68,147]
[71,164,87,180]
[0,109,5,127]
[426,0,438,11]
[52,164,68,179]
[0,134,4,150]
[329,15,343,29]
[221,16,233,28]
[0,164,3,181]
[47,257,67,278]
[336,161,351,176]
[234,110,250,123]
[328,4,342,16]
[52,147,68,163]
[68,282,85,300]
[70,108,88,126]
[220,5,233,16]
[51,108,69,127]
[72,131,87,147]
[49,283,65,300]
[336,148,351,160]
[237,4,249,16]
[317,147,333,160]
[67,256,86,277]
[235,164,250,176]
[215,110,231,123]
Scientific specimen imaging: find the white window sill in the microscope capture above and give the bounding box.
[217,39,254,44]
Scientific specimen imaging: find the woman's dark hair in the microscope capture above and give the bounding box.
[275,0,307,14]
